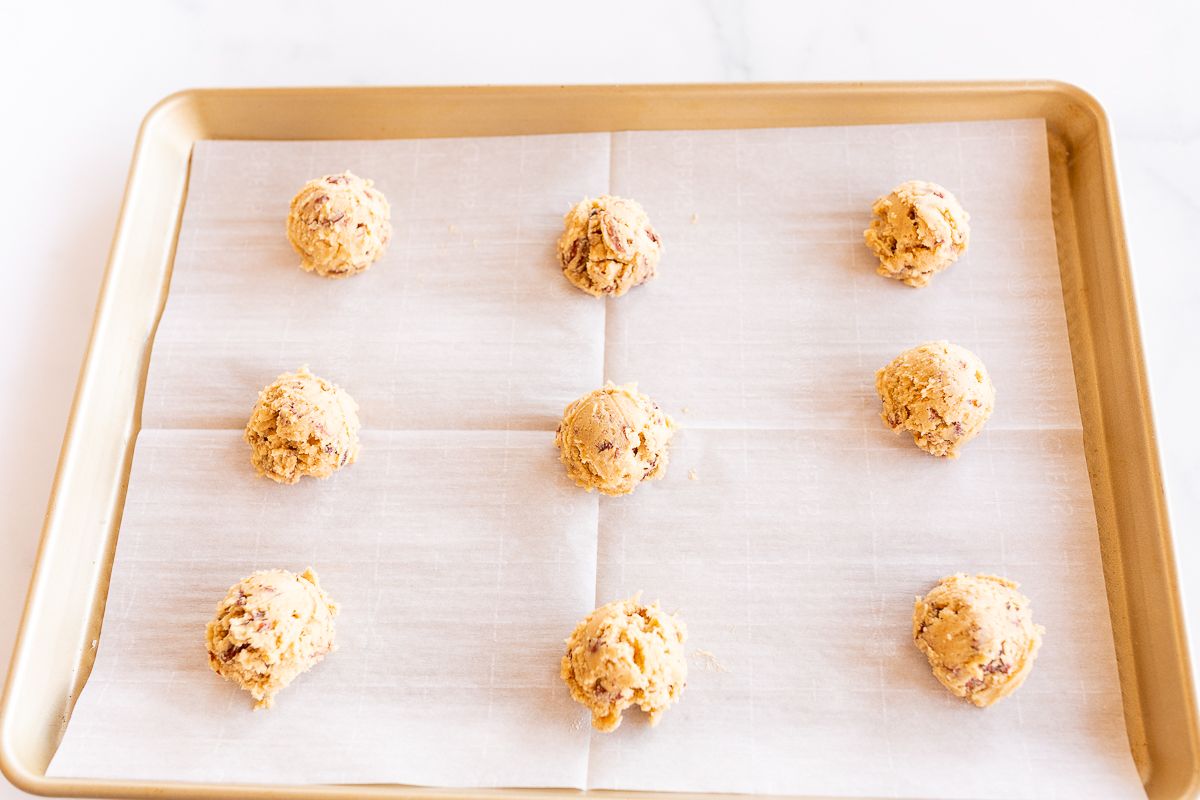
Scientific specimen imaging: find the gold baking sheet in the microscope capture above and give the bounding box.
[0,82,1195,799]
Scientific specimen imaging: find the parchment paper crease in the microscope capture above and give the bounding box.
[48,121,1144,799]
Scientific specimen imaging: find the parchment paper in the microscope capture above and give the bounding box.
[48,121,1145,798]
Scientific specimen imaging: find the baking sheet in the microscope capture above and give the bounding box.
[47,121,1144,798]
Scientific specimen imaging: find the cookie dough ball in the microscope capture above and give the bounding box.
[557,195,662,297]
[561,595,687,731]
[876,341,995,458]
[245,367,361,484]
[864,180,969,287]
[913,574,1044,707]
[555,382,675,496]
[287,171,391,278]
[205,568,339,709]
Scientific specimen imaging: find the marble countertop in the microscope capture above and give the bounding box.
[2,2,1197,796]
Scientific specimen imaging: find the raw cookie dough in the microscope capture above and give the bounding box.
[245,367,361,484]
[875,341,995,458]
[287,171,391,278]
[561,595,687,731]
[205,568,339,709]
[556,195,662,297]
[555,382,675,496]
[913,573,1044,707]
[864,180,970,287]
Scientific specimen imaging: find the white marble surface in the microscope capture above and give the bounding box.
[1,1,1197,797]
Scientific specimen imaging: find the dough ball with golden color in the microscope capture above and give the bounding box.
[287,171,391,278]
[875,341,995,458]
[245,367,361,484]
[557,195,662,296]
[864,180,969,287]
[913,573,1044,707]
[555,382,675,496]
[561,595,687,731]
[205,568,339,709]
